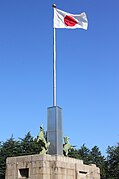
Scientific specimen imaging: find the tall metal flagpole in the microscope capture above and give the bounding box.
[47,4,63,155]
[53,4,57,106]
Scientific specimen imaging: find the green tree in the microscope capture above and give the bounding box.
[0,136,20,179]
[69,144,91,164]
[90,146,107,179]
[68,148,79,159]
[19,132,42,155]
[78,144,91,164]
[106,143,119,179]
[69,145,107,179]
[0,132,42,179]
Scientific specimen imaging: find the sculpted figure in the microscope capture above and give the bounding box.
[63,136,73,156]
[37,125,50,154]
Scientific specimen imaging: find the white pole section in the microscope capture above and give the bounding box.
[53,4,57,106]
[53,27,56,106]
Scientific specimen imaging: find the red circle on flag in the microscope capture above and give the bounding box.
[64,15,78,27]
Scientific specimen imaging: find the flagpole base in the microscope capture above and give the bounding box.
[47,106,63,155]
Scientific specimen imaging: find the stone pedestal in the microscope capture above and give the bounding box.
[5,154,100,179]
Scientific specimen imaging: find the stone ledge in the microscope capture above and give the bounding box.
[6,154,100,179]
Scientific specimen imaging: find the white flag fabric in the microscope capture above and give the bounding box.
[54,8,88,30]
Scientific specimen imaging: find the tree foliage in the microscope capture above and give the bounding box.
[0,132,41,179]
[69,144,106,178]
[0,136,20,179]
[18,132,42,155]
[106,143,119,179]
[90,146,107,179]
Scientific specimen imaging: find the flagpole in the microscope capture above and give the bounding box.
[53,4,57,106]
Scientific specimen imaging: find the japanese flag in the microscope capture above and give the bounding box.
[54,8,88,30]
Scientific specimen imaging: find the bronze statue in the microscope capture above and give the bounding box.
[37,125,50,154]
[63,136,73,156]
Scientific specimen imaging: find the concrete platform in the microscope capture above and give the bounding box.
[5,154,100,179]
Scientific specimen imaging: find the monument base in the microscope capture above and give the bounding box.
[5,154,100,179]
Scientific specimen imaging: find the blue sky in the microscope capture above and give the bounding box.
[0,0,119,155]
